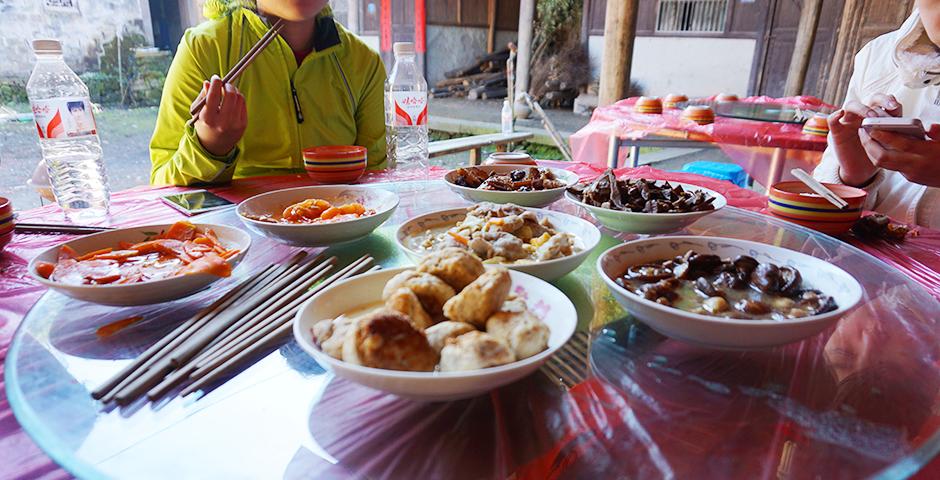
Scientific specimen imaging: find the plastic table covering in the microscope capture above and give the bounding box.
[569,96,834,187]
[3,167,940,479]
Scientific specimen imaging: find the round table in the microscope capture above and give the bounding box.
[7,181,940,479]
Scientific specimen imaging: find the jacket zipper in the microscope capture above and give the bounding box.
[290,78,304,124]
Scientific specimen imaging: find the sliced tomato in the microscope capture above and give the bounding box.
[58,244,79,261]
[180,252,232,277]
[77,247,114,261]
[163,221,198,241]
[35,261,56,279]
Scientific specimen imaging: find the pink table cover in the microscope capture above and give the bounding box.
[2,163,939,479]
[569,96,834,186]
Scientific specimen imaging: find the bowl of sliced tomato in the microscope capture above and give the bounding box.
[237,185,399,246]
[29,221,251,306]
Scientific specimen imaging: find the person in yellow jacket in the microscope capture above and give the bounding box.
[150,0,387,186]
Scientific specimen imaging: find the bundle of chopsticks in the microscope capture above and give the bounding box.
[92,252,377,406]
[15,222,114,235]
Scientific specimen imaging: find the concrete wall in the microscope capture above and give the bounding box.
[425,25,516,85]
[588,35,756,98]
[0,0,151,79]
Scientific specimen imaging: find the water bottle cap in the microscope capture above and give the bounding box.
[393,42,415,56]
[32,39,62,54]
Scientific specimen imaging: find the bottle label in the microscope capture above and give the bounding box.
[392,91,427,126]
[31,97,98,139]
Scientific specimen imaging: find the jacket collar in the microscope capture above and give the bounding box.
[243,9,343,56]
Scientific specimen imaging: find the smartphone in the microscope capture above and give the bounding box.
[161,190,235,216]
[861,117,926,139]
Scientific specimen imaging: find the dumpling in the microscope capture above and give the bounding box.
[486,307,550,360]
[385,288,434,330]
[440,331,515,371]
[313,314,357,359]
[424,321,476,353]
[416,247,485,291]
[382,270,456,317]
[442,268,511,327]
[342,310,438,371]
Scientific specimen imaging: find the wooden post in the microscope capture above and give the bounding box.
[514,0,535,116]
[824,0,865,104]
[598,0,639,107]
[784,0,823,97]
[486,0,497,53]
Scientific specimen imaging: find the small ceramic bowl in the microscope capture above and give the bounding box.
[634,96,663,114]
[682,105,715,125]
[768,181,867,235]
[715,93,739,103]
[444,164,580,208]
[484,152,537,166]
[0,197,13,238]
[802,113,830,137]
[303,146,367,184]
[663,93,688,109]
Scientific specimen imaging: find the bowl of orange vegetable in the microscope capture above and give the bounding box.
[237,185,399,246]
[28,221,251,306]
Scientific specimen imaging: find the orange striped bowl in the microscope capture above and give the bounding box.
[682,105,715,125]
[663,93,688,109]
[0,197,13,252]
[769,181,867,235]
[303,146,367,184]
[634,96,663,114]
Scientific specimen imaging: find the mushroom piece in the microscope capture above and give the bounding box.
[734,299,772,315]
[703,296,730,314]
[624,264,674,283]
[694,277,722,298]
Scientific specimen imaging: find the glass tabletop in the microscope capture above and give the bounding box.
[711,101,832,124]
[6,181,940,479]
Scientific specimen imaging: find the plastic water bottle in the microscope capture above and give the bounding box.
[27,39,110,221]
[501,99,514,133]
[385,42,429,178]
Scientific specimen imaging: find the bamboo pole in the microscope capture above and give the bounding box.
[598,0,639,107]
[784,0,824,97]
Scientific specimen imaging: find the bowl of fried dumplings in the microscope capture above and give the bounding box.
[293,248,577,401]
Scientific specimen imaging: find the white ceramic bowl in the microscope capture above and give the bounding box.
[597,236,864,350]
[28,223,251,306]
[395,206,601,281]
[293,267,577,401]
[444,165,580,208]
[565,181,727,234]
[237,185,399,246]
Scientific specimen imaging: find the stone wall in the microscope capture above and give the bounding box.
[0,0,151,79]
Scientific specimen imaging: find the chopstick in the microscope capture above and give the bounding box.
[15,223,114,235]
[92,253,375,407]
[186,18,285,122]
[790,168,850,210]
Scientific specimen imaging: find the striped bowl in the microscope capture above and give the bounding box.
[0,197,13,252]
[634,96,663,114]
[303,145,367,184]
[768,181,867,235]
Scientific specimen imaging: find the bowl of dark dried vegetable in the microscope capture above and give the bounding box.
[445,165,580,208]
[598,236,863,350]
[565,169,727,233]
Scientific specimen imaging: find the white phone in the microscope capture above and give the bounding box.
[861,117,926,139]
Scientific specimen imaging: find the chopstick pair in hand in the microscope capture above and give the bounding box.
[185,18,285,129]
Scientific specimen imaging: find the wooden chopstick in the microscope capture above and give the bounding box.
[187,18,285,119]
[92,258,290,400]
[15,223,114,235]
[181,257,377,396]
[790,168,850,210]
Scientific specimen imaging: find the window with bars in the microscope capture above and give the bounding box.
[656,0,729,33]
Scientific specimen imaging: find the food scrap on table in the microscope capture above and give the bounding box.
[35,221,238,285]
[312,248,551,372]
[852,214,911,242]
[615,249,838,320]
[244,198,375,224]
[568,169,717,213]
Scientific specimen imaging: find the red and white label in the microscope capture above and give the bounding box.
[392,91,427,126]
[31,97,97,139]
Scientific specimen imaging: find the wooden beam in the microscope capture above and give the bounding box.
[823,0,865,104]
[784,0,824,97]
[514,0,536,111]
[598,0,639,107]
[486,0,497,53]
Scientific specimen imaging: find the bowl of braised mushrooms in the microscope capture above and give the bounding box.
[565,170,727,234]
[445,165,580,208]
[598,236,863,350]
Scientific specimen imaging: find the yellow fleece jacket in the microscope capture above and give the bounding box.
[150,9,387,185]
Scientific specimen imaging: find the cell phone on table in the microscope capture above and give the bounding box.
[161,190,235,216]
[861,117,926,139]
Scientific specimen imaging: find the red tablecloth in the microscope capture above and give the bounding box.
[2,163,939,479]
[569,96,834,186]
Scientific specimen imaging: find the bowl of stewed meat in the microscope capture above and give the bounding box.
[598,236,863,350]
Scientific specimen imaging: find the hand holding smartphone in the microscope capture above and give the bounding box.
[861,117,927,139]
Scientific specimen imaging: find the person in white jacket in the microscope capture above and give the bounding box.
[814,4,940,228]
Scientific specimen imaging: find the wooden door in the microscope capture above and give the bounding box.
[751,0,845,99]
